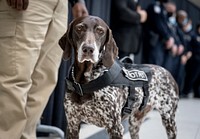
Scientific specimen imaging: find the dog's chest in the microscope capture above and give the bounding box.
[64,86,129,126]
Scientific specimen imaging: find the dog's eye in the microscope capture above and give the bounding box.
[76,25,84,32]
[96,27,104,35]
[77,26,83,31]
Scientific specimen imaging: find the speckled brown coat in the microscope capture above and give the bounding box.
[59,16,179,139]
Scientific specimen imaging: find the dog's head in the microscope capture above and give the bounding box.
[59,16,118,67]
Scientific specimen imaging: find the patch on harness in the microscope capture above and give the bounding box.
[122,67,148,81]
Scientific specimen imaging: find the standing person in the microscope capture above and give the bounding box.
[176,10,193,93]
[143,0,175,66]
[162,2,186,90]
[110,0,147,61]
[162,2,183,72]
[181,23,200,98]
[0,0,88,139]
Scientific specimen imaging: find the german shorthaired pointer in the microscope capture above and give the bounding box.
[59,16,179,139]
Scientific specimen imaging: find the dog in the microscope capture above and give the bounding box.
[59,16,179,139]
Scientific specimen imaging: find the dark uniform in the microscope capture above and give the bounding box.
[182,28,200,98]
[162,14,188,91]
[177,27,194,92]
[143,0,173,66]
[110,0,142,59]
[162,16,182,72]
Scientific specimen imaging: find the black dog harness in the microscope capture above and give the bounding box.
[65,60,152,114]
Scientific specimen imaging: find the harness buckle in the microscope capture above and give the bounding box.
[123,107,132,115]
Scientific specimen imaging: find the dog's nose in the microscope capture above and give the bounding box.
[82,46,94,55]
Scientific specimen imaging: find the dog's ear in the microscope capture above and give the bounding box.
[59,22,73,60]
[102,28,118,67]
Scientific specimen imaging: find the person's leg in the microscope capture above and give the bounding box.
[21,0,67,139]
[176,62,185,93]
[193,66,200,98]
[0,0,67,138]
[0,17,28,139]
[182,60,198,97]
[148,42,164,66]
[0,1,50,138]
[162,50,174,74]
[193,78,200,98]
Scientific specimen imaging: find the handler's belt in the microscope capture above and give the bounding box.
[65,60,152,113]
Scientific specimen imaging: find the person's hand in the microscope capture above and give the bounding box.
[137,6,147,23]
[72,2,88,19]
[177,45,184,55]
[181,55,187,65]
[165,37,174,49]
[6,0,29,10]
[181,51,192,65]
[186,51,192,59]
[171,45,177,56]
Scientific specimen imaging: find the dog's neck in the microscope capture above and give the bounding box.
[73,61,108,83]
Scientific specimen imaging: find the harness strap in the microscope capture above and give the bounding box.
[66,61,122,96]
[123,86,136,115]
[139,82,149,111]
[122,81,149,115]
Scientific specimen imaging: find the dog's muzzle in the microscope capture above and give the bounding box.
[78,43,99,63]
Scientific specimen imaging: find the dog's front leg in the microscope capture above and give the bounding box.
[106,123,124,139]
[66,118,81,139]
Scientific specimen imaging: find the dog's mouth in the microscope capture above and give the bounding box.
[79,55,97,63]
[77,43,100,64]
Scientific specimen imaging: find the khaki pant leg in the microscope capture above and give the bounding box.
[0,0,67,139]
[0,16,27,139]
[0,1,44,139]
[21,0,68,139]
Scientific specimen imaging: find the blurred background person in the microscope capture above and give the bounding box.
[181,22,200,98]
[175,10,193,94]
[142,0,175,66]
[177,10,193,36]
[110,0,147,63]
[162,2,187,91]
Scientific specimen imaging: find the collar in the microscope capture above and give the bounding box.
[65,60,122,96]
